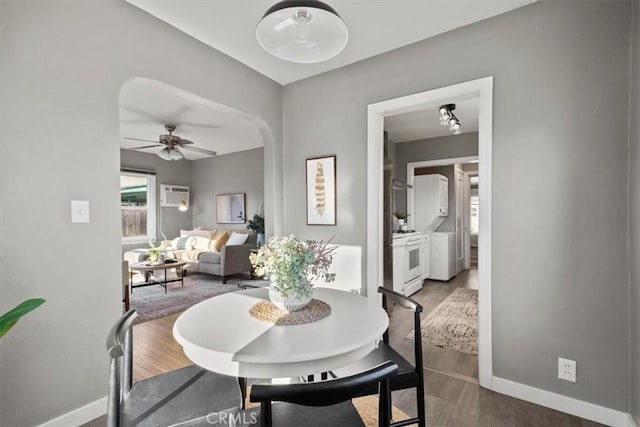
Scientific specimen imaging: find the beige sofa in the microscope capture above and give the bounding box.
[124,228,256,284]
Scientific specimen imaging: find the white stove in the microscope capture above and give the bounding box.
[391,231,430,296]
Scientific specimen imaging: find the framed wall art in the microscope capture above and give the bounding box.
[306,155,336,225]
[216,193,245,224]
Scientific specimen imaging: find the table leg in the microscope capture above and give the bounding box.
[180,266,184,287]
[164,268,168,294]
[123,285,130,312]
[130,271,133,294]
[238,377,247,410]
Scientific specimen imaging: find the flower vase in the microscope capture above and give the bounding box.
[269,282,312,312]
[256,233,265,248]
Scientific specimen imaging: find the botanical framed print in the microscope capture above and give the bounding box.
[306,155,336,225]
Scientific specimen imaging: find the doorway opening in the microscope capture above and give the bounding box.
[366,76,493,388]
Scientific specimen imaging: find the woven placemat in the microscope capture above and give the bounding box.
[249,299,331,325]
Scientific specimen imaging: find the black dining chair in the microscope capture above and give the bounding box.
[177,361,398,427]
[106,309,242,427]
[175,361,398,427]
[332,287,426,427]
[249,361,398,427]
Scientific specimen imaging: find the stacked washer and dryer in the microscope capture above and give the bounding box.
[413,174,457,282]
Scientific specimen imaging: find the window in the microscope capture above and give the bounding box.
[121,172,156,243]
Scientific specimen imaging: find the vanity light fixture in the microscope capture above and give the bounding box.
[256,0,349,63]
[438,103,462,135]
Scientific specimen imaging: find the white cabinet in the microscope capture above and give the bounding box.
[391,238,406,295]
[429,232,456,281]
[421,234,430,279]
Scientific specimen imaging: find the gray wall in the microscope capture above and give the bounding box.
[0,1,282,425]
[192,148,264,232]
[629,2,640,423]
[283,1,630,411]
[393,132,478,212]
[120,149,193,248]
[413,166,455,232]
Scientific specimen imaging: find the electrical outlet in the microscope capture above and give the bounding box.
[558,357,576,382]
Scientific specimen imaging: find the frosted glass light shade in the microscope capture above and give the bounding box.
[179,200,188,211]
[157,147,183,161]
[256,0,348,63]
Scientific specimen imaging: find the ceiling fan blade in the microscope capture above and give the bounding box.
[184,145,217,156]
[179,122,221,129]
[178,139,194,145]
[129,144,163,150]
[124,136,158,143]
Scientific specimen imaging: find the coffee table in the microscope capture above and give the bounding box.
[129,260,187,294]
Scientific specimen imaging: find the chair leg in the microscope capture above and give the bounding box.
[378,378,392,427]
[260,402,272,427]
[416,381,426,427]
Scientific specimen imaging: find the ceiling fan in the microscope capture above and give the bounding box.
[124,124,217,161]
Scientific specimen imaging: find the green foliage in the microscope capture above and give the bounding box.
[247,214,265,234]
[0,298,45,339]
[250,235,336,298]
[148,239,170,262]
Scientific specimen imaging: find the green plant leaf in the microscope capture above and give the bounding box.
[0,298,45,338]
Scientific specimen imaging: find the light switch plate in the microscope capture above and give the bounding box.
[71,200,90,223]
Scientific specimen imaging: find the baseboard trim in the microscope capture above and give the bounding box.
[38,396,107,427]
[493,377,633,427]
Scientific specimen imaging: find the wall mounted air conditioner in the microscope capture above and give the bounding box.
[160,184,189,208]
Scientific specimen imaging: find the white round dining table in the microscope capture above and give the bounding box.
[173,287,389,379]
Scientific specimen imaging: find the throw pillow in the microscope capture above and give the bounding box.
[180,229,216,239]
[171,236,194,250]
[210,232,229,252]
[226,231,249,246]
[191,236,212,250]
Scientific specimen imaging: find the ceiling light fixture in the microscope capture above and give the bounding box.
[157,146,183,161]
[438,103,462,135]
[256,0,349,63]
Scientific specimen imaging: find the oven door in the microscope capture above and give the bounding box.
[405,238,422,283]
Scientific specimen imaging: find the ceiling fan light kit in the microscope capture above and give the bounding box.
[256,0,348,63]
[157,146,183,161]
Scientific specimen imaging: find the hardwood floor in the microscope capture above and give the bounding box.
[84,274,604,426]
[132,312,191,382]
[384,267,603,426]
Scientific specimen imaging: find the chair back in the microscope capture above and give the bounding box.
[106,309,137,427]
[378,287,424,376]
[251,361,398,427]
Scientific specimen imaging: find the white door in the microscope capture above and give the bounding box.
[463,173,471,270]
[455,165,464,272]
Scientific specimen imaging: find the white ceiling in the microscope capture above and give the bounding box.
[126,0,535,85]
[120,79,263,160]
[385,97,479,143]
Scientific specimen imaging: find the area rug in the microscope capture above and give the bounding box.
[408,287,478,355]
[352,396,412,427]
[129,274,244,323]
[243,393,410,427]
